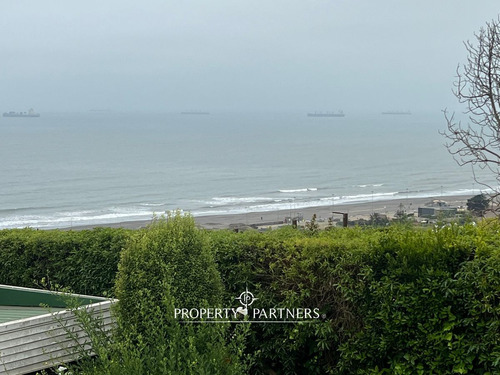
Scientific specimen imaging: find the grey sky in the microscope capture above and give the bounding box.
[1,0,499,112]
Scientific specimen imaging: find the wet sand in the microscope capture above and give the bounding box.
[63,195,471,231]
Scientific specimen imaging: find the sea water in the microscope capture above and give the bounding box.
[0,111,486,229]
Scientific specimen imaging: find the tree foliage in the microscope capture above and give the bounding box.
[442,16,500,212]
[467,194,490,217]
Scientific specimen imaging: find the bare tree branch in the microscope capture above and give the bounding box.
[440,16,500,214]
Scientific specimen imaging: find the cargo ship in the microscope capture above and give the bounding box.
[307,111,345,117]
[3,109,40,117]
[181,111,210,115]
[381,110,411,115]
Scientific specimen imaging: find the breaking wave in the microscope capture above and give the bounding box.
[279,188,318,193]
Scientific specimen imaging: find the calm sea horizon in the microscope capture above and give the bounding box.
[0,110,487,229]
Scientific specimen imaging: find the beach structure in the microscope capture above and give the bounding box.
[228,223,253,232]
[417,200,459,218]
[0,284,114,374]
[332,211,348,227]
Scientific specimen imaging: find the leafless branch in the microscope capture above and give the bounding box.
[441,16,500,214]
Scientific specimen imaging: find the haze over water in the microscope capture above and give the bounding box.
[1,1,499,228]
[0,111,486,229]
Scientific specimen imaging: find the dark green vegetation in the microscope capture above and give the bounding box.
[0,227,128,296]
[467,194,491,217]
[1,215,499,374]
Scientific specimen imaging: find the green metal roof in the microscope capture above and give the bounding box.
[0,284,114,375]
[0,306,64,324]
[0,284,108,325]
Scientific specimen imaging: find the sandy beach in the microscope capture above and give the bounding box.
[63,195,471,231]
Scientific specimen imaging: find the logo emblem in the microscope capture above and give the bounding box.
[235,287,257,316]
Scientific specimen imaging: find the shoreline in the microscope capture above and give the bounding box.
[61,194,471,231]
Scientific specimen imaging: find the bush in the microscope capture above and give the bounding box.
[106,212,246,375]
[211,226,378,374]
[3,218,500,374]
[212,224,500,374]
[0,227,129,295]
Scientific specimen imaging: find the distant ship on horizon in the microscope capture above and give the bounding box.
[307,111,345,117]
[181,111,210,115]
[381,110,411,115]
[3,108,40,117]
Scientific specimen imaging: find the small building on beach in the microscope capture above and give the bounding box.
[417,200,459,219]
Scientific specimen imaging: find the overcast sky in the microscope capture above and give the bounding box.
[1,0,499,113]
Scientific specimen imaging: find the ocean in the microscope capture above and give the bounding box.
[0,111,486,229]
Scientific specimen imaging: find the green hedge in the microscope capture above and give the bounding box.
[210,223,500,374]
[0,227,130,296]
[1,221,499,374]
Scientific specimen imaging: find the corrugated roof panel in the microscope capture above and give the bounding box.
[0,285,115,374]
[0,306,64,324]
[0,300,115,374]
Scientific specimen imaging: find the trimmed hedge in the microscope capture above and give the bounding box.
[210,224,500,374]
[0,227,130,296]
[1,221,499,374]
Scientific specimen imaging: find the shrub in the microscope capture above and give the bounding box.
[107,212,245,374]
[3,218,500,374]
[212,224,500,374]
[0,227,129,295]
